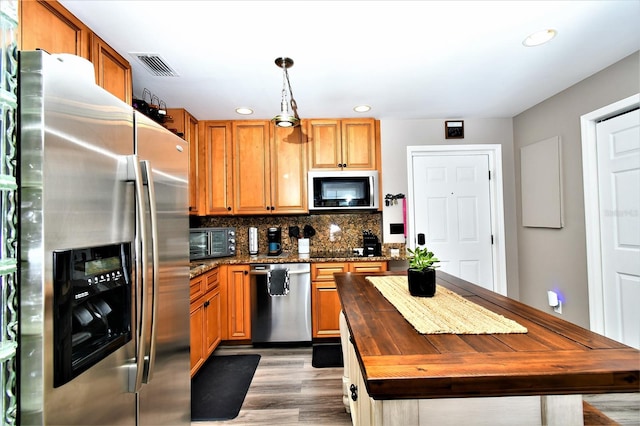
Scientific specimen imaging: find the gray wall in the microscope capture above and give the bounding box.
[379,118,520,298]
[512,51,639,328]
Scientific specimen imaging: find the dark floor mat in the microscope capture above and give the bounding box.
[312,343,343,368]
[191,354,261,421]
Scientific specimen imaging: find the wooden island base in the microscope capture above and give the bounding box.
[336,272,639,426]
[340,312,583,426]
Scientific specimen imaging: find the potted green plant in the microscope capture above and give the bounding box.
[407,246,440,297]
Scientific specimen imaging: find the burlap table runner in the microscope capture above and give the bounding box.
[366,276,528,334]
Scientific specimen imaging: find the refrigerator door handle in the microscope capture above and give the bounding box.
[140,160,159,384]
[127,155,149,393]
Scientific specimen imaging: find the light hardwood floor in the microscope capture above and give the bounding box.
[583,393,640,426]
[193,345,639,426]
[194,345,351,425]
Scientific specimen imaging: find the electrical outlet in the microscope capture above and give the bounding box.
[553,301,562,314]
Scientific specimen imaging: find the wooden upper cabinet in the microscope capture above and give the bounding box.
[20,0,132,103]
[232,120,271,215]
[271,123,308,214]
[20,0,89,57]
[308,118,377,170]
[307,119,342,170]
[196,120,308,216]
[165,109,200,215]
[90,33,132,104]
[341,119,377,169]
[200,121,233,215]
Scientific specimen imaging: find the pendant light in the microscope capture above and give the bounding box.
[272,57,300,127]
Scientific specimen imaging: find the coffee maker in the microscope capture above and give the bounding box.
[267,227,282,256]
[363,230,381,257]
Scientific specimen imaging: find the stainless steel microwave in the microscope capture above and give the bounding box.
[308,170,379,211]
[189,227,236,260]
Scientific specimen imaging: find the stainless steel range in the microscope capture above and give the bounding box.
[250,263,311,343]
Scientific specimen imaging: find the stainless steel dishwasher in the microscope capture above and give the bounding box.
[250,263,312,343]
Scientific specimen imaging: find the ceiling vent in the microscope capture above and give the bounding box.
[131,53,179,77]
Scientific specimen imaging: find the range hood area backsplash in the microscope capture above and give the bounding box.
[190,213,393,256]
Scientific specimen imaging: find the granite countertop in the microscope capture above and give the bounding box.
[190,252,406,279]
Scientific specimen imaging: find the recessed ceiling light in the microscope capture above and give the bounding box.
[235,107,253,115]
[354,105,371,113]
[523,29,557,47]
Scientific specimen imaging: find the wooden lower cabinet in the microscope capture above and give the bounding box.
[311,261,387,338]
[190,267,222,377]
[223,264,251,340]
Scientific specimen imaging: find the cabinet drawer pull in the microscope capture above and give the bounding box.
[349,384,358,401]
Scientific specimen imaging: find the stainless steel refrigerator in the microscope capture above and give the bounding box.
[18,50,190,424]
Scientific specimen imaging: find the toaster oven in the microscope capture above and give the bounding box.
[189,227,236,260]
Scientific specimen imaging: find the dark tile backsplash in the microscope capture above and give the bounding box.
[190,213,383,256]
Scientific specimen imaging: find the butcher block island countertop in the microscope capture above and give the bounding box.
[336,271,639,426]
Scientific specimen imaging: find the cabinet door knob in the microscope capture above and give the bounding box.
[227,206,232,211]
[349,384,358,401]
[204,300,210,308]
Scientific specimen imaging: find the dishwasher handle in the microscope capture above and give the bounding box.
[250,268,308,276]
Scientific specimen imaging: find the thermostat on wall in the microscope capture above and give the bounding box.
[445,120,464,139]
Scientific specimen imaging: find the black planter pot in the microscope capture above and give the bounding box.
[408,268,436,297]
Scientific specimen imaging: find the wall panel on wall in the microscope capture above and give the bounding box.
[520,136,563,228]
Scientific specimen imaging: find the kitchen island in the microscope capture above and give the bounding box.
[336,271,639,426]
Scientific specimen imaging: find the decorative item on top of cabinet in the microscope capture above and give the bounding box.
[307,118,378,170]
[166,109,200,214]
[311,261,387,338]
[190,267,222,376]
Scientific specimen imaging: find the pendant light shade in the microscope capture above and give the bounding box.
[273,57,300,127]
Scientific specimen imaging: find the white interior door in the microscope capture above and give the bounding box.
[411,154,494,289]
[596,109,640,348]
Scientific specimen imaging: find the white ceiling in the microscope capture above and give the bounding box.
[58,0,640,121]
